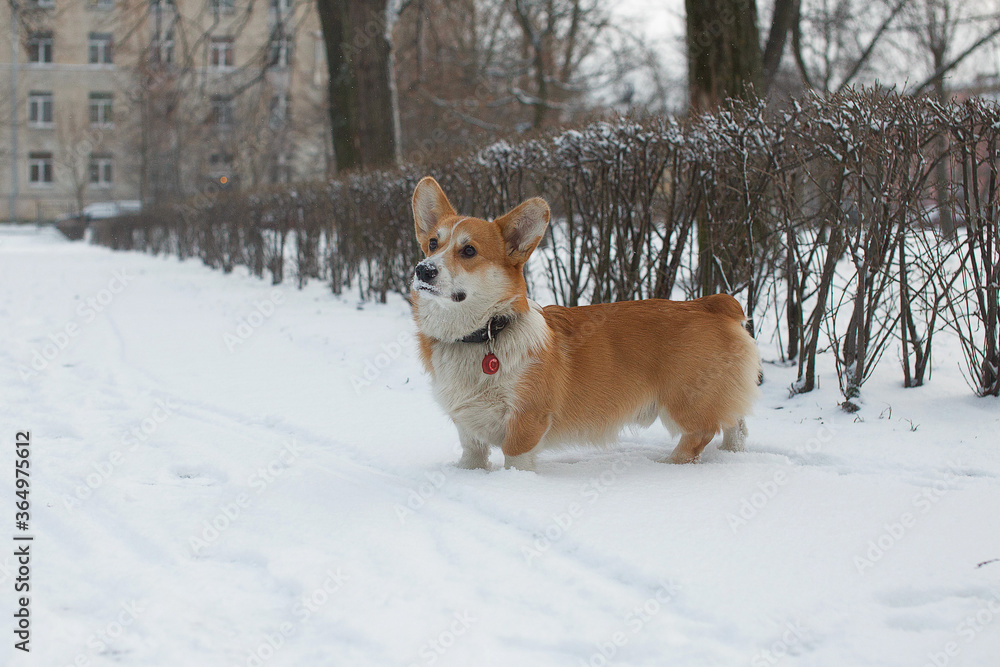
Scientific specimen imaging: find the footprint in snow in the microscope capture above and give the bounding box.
[171,464,229,486]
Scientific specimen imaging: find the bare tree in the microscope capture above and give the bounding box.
[790,0,907,93]
[391,0,658,158]
[900,0,1000,237]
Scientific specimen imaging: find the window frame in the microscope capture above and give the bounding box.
[89,92,114,127]
[28,91,54,128]
[89,153,114,187]
[159,29,175,64]
[210,37,234,70]
[88,32,114,65]
[28,152,54,186]
[27,31,54,65]
[269,35,292,68]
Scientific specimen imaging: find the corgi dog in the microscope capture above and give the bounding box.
[410,177,760,471]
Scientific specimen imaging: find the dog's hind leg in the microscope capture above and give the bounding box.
[456,428,490,470]
[662,431,715,464]
[720,418,748,453]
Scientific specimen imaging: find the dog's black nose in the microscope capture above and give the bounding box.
[415,262,438,283]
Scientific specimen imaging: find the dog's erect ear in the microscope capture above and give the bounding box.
[495,197,550,265]
[412,177,456,246]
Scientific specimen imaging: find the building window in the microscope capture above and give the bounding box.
[159,30,175,64]
[89,92,113,127]
[32,0,55,8]
[88,33,113,64]
[269,93,288,128]
[150,0,174,7]
[27,32,54,64]
[209,152,234,169]
[92,0,113,8]
[212,95,234,127]
[269,35,292,68]
[210,37,234,69]
[151,26,175,65]
[28,92,54,128]
[208,152,234,186]
[89,154,114,187]
[269,0,291,12]
[29,152,54,185]
[211,0,235,12]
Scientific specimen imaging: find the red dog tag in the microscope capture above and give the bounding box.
[482,353,500,375]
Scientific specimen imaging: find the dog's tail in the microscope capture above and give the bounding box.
[701,293,747,321]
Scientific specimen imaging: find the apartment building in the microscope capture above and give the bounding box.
[1,0,330,223]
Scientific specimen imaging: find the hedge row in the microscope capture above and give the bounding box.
[92,88,1000,402]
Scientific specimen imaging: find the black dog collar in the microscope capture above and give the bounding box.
[458,316,511,344]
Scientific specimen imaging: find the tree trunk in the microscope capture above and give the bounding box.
[316,0,399,172]
[348,0,401,169]
[685,0,763,112]
[512,0,550,129]
[317,0,360,171]
[686,0,763,296]
[761,0,798,93]
[931,47,955,236]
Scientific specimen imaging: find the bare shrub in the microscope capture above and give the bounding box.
[93,88,1000,403]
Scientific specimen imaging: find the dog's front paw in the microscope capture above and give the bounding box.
[456,440,490,470]
[662,451,700,464]
[503,452,537,472]
[455,453,489,470]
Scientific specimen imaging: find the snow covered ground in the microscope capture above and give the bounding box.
[2,225,999,667]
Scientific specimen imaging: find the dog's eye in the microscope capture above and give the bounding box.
[428,238,438,251]
[461,245,476,258]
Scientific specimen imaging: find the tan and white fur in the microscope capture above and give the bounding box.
[410,177,761,471]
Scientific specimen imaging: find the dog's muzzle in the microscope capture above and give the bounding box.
[415,261,438,284]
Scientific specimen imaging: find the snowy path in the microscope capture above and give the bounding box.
[2,227,1000,667]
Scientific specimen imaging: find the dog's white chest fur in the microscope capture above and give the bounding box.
[428,304,549,447]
